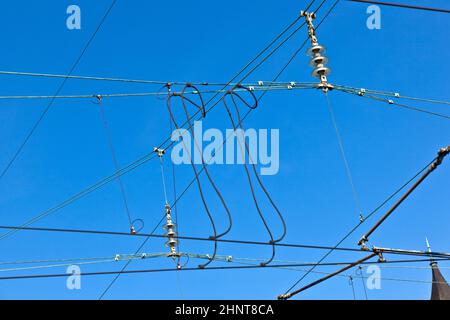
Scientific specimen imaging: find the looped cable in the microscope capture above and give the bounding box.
[232,84,259,109]
[181,83,207,118]
[179,85,233,238]
[131,218,145,234]
[221,85,288,265]
[166,88,218,268]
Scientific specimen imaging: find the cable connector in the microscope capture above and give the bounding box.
[377,252,386,263]
[154,147,166,158]
[431,146,450,170]
[277,293,289,300]
[358,235,369,250]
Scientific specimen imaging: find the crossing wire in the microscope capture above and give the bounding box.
[98,99,135,229]
[3,224,450,260]
[333,84,450,106]
[0,9,308,242]
[347,0,450,14]
[325,91,364,220]
[90,0,335,296]
[0,0,118,181]
[0,84,317,100]
[96,6,312,297]
[223,87,288,265]
[334,87,450,120]
[281,155,438,295]
[0,257,449,282]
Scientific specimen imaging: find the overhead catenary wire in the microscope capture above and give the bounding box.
[280,147,450,299]
[230,259,450,287]
[222,86,288,266]
[3,251,450,270]
[348,275,356,300]
[356,266,369,300]
[1,256,449,282]
[281,154,441,296]
[0,10,309,242]
[0,0,118,182]
[358,146,450,247]
[325,91,364,220]
[347,0,450,14]
[2,224,450,260]
[278,252,378,299]
[333,84,450,106]
[3,254,448,288]
[0,83,317,101]
[161,1,340,268]
[334,87,450,120]
[96,8,313,296]
[98,98,135,230]
[176,85,233,241]
[2,0,448,300]
[166,86,224,268]
[98,214,166,299]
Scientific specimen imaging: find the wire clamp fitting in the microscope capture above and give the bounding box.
[154,147,166,158]
[377,252,386,263]
[431,146,450,169]
[359,213,365,223]
[358,236,369,250]
[277,293,289,300]
[358,88,366,96]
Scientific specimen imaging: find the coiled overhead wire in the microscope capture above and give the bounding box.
[166,84,233,268]
[222,85,287,266]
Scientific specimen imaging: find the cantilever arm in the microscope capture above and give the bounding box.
[358,146,450,248]
[278,252,378,300]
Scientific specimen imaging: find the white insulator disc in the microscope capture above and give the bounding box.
[312,66,331,78]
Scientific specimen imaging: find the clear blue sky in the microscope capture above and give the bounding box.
[0,0,448,299]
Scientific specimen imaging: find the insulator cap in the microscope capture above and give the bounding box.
[165,239,177,247]
[310,55,328,67]
[163,221,175,229]
[312,66,331,78]
[164,230,177,237]
[307,44,325,57]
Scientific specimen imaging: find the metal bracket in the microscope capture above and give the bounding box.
[154,147,166,158]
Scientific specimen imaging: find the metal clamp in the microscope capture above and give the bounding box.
[154,147,166,158]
